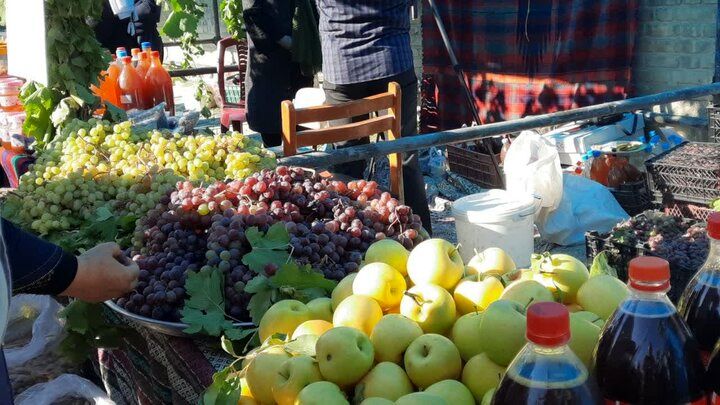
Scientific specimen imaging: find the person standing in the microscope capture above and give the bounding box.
[243,0,315,147]
[95,0,164,60]
[317,0,432,233]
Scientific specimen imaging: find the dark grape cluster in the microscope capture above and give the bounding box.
[649,225,709,271]
[611,210,685,246]
[117,166,427,323]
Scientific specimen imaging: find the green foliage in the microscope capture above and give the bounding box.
[220,0,245,40]
[161,0,206,67]
[181,267,246,336]
[589,251,618,279]
[194,80,216,118]
[242,223,291,273]
[59,301,130,363]
[47,206,138,253]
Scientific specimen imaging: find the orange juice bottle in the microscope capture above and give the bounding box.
[589,150,609,186]
[141,41,152,57]
[135,53,152,108]
[96,55,121,106]
[118,56,145,110]
[145,51,175,115]
[131,48,141,67]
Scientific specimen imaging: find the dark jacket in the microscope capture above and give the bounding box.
[243,0,313,136]
[95,0,164,60]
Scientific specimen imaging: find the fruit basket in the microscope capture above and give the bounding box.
[607,175,654,216]
[646,141,720,204]
[446,142,504,189]
[708,105,720,142]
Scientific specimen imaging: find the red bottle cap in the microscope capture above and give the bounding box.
[708,212,720,240]
[628,256,670,292]
[526,302,570,347]
[121,56,132,64]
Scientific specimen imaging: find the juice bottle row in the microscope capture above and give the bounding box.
[493,212,720,404]
[95,43,175,115]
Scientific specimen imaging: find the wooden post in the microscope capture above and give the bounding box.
[281,100,297,157]
[386,82,405,203]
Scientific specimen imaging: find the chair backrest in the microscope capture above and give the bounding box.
[217,37,248,108]
[281,82,404,201]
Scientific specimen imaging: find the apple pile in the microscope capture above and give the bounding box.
[237,240,631,405]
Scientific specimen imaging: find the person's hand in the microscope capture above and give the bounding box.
[61,242,139,303]
[278,36,293,50]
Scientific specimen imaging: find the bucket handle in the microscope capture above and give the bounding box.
[519,194,543,218]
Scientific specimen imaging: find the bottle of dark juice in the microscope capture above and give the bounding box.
[678,211,720,365]
[595,256,706,404]
[708,340,720,404]
[493,301,600,405]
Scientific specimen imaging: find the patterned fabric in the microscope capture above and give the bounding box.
[0,148,33,188]
[95,309,232,405]
[420,0,639,132]
[318,0,414,85]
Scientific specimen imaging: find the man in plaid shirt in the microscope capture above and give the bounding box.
[318,0,431,234]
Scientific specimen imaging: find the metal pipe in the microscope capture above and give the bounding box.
[278,82,720,168]
[642,112,707,128]
[169,65,240,77]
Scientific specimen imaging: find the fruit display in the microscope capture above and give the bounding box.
[218,242,628,405]
[116,167,427,323]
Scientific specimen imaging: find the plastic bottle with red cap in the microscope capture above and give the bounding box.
[117,56,145,110]
[708,340,720,404]
[493,301,600,404]
[594,256,707,404]
[678,211,720,364]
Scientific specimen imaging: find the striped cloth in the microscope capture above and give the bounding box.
[420,0,639,132]
[0,148,34,188]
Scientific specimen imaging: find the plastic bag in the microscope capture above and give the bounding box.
[503,130,563,223]
[539,174,629,245]
[14,374,114,405]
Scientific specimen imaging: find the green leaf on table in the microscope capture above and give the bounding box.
[242,224,291,274]
[224,327,256,343]
[589,252,618,279]
[244,275,269,294]
[202,362,243,405]
[181,308,231,336]
[269,262,337,293]
[103,102,128,123]
[284,334,317,357]
[50,97,80,127]
[183,268,225,312]
[248,287,273,325]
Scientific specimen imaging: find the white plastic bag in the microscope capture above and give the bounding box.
[539,174,629,245]
[503,130,563,221]
[14,374,114,405]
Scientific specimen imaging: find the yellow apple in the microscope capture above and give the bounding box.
[403,333,462,389]
[370,314,423,364]
[353,263,407,310]
[500,279,554,308]
[400,284,456,334]
[576,274,629,319]
[477,300,527,366]
[295,381,349,405]
[462,353,505,403]
[425,379,475,405]
[291,320,333,340]
[238,396,258,405]
[569,312,602,368]
[364,239,410,276]
[258,300,312,342]
[533,253,589,304]
[573,311,605,327]
[480,388,496,405]
[385,305,400,314]
[450,311,484,361]
[359,398,393,405]
[316,326,374,388]
[240,377,253,398]
[333,295,383,336]
[331,273,357,311]
[395,392,446,405]
[566,303,584,313]
[272,355,323,405]
[466,247,516,277]
[353,362,414,402]
[306,297,333,322]
[453,275,504,314]
[406,238,464,290]
[245,346,291,404]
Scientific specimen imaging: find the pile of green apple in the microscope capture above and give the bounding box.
[236,239,631,405]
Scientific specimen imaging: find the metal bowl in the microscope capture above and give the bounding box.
[104,300,255,338]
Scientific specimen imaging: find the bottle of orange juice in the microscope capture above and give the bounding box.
[97,55,121,106]
[130,48,141,67]
[135,53,152,108]
[118,56,145,110]
[145,51,175,115]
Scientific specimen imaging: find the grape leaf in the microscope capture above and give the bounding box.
[242,224,291,274]
[202,361,243,405]
[58,301,129,363]
[269,262,337,292]
[244,275,269,294]
[184,268,225,310]
[589,252,618,278]
[284,334,318,357]
[247,287,274,325]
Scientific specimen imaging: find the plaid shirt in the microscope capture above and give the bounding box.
[318,0,414,85]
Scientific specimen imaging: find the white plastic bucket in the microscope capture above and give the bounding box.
[452,189,538,268]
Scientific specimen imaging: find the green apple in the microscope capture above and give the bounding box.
[462,353,504,403]
[245,346,291,405]
[360,399,394,405]
[370,314,423,364]
[331,273,357,311]
[258,299,312,342]
[406,238,464,290]
[400,284,456,334]
[480,388,496,405]
[573,311,605,327]
[453,275,504,315]
[425,379,475,405]
[333,294,383,336]
[395,392,447,405]
[295,381,349,405]
[576,275,629,319]
[354,362,414,402]
[450,311,484,362]
[532,253,589,304]
[272,355,322,405]
[316,326,374,388]
[403,333,462,389]
[478,300,527,366]
[500,279,554,308]
[568,313,602,368]
[466,247,516,277]
[291,320,333,339]
[353,263,407,310]
[307,297,333,322]
[364,239,410,276]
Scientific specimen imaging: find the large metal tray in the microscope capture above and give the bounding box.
[104,300,255,338]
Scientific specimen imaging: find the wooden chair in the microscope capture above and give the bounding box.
[217,37,248,132]
[281,82,404,201]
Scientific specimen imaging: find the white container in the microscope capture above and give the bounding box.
[108,0,135,19]
[453,189,537,268]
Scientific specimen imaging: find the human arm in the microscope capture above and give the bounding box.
[3,218,138,302]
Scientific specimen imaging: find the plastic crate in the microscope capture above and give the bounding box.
[709,105,720,142]
[608,176,654,216]
[446,143,504,189]
[655,195,716,221]
[645,142,720,204]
